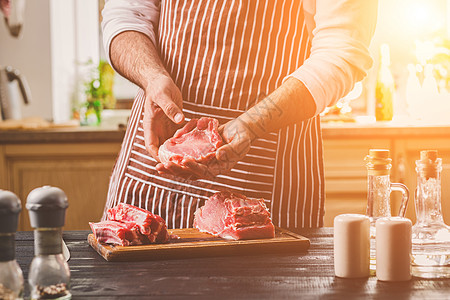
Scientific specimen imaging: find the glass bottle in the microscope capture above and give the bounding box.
[0,190,24,300]
[375,44,395,121]
[365,149,409,270]
[412,150,450,278]
[26,186,71,300]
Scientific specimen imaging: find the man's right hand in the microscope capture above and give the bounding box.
[108,31,185,160]
[143,74,185,160]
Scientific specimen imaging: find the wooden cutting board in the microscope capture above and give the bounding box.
[88,227,310,262]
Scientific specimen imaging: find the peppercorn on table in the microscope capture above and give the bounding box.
[13,229,450,299]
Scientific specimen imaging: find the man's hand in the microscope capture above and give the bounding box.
[155,118,253,179]
[108,31,185,159]
[143,74,184,159]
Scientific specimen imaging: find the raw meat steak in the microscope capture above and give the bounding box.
[89,204,169,246]
[193,191,275,240]
[89,221,147,246]
[158,117,224,165]
[107,203,169,243]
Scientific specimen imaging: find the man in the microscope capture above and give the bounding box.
[102,0,378,230]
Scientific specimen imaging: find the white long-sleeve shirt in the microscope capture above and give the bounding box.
[101,0,377,116]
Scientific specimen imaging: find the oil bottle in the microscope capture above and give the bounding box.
[412,150,450,278]
[375,44,395,121]
[365,149,409,270]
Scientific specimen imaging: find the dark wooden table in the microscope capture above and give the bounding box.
[15,229,450,299]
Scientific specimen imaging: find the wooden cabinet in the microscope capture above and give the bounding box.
[323,133,450,227]
[0,143,120,231]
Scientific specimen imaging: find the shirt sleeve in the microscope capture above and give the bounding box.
[287,0,378,116]
[101,0,160,66]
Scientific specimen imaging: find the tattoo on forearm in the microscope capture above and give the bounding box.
[188,92,286,179]
[254,93,283,117]
[239,93,284,139]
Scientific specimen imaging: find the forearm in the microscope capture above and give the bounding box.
[236,77,316,140]
[109,30,169,89]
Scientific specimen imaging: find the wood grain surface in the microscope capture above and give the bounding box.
[88,227,310,261]
[15,229,450,299]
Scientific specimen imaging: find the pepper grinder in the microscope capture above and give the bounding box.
[26,186,71,300]
[0,190,24,300]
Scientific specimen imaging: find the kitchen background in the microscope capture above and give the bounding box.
[0,0,449,230]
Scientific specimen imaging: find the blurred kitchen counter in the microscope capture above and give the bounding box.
[0,109,130,144]
[0,124,126,143]
[2,120,450,144]
[321,120,450,138]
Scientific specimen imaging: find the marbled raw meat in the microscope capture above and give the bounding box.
[158,117,223,165]
[90,204,169,246]
[89,221,147,246]
[107,203,169,243]
[194,191,275,240]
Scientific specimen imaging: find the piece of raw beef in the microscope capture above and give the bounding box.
[89,204,169,246]
[107,203,169,243]
[158,117,224,165]
[193,191,275,240]
[89,221,147,246]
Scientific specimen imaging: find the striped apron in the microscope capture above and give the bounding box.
[104,0,325,229]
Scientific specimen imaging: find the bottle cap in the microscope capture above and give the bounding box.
[26,186,68,228]
[370,149,390,159]
[365,149,392,176]
[0,190,22,233]
[420,150,438,163]
[418,150,439,179]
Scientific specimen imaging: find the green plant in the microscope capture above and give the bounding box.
[85,60,115,109]
[82,60,115,125]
